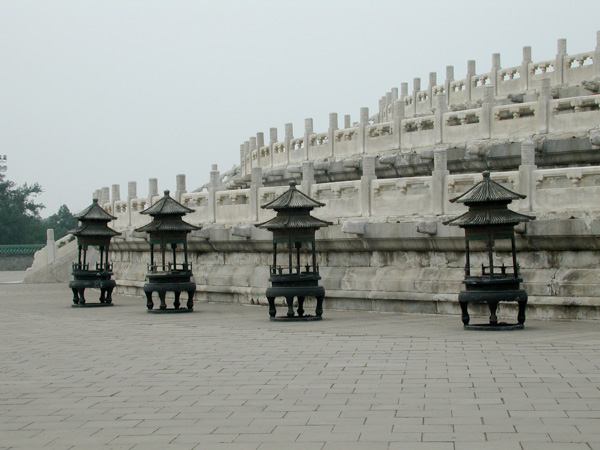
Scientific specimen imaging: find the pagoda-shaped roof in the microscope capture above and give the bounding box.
[136,190,200,234]
[73,198,116,222]
[444,207,534,227]
[69,199,120,238]
[444,171,534,227]
[70,222,121,238]
[140,190,195,216]
[261,182,325,210]
[257,182,332,231]
[449,171,525,205]
[258,214,332,230]
[136,217,200,234]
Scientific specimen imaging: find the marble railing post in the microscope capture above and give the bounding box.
[208,164,220,223]
[101,187,110,208]
[257,132,266,168]
[519,140,537,213]
[176,174,186,203]
[412,78,420,116]
[239,144,246,176]
[344,114,351,129]
[46,229,55,265]
[210,164,221,189]
[148,178,158,207]
[111,184,120,225]
[328,113,338,158]
[127,181,137,226]
[244,141,250,172]
[127,182,137,200]
[539,77,550,134]
[432,148,449,215]
[301,161,315,196]
[393,100,404,149]
[304,118,313,161]
[269,127,277,167]
[481,86,494,139]
[284,123,293,164]
[428,72,436,110]
[391,88,398,120]
[249,137,257,169]
[111,184,120,202]
[491,53,501,96]
[401,82,409,103]
[595,31,600,80]
[434,92,447,145]
[386,92,392,121]
[250,166,263,222]
[360,155,376,217]
[466,60,476,104]
[445,66,454,106]
[358,107,369,154]
[556,38,567,85]
[521,46,532,92]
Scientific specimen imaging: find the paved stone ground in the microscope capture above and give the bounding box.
[1,278,599,450]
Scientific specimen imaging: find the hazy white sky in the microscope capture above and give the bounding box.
[2,0,600,217]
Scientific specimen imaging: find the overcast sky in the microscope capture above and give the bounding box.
[2,0,600,217]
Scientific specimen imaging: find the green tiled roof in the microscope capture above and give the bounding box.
[0,244,45,255]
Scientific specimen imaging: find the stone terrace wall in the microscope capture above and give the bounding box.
[101,141,600,320]
[237,32,600,179]
[92,31,600,320]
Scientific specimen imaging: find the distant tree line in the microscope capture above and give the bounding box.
[0,174,78,245]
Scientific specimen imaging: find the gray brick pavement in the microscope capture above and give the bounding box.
[0,281,599,449]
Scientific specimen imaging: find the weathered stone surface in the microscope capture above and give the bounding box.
[22,31,600,320]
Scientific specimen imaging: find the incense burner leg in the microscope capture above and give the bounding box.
[285,296,295,318]
[459,301,470,326]
[517,300,527,324]
[267,297,276,317]
[72,288,80,305]
[315,296,323,317]
[105,286,113,305]
[145,291,154,310]
[488,301,499,326]
[173,292,181,310]
[99,288,106,303]
[159,292,167,310]
[78,288,86,305]
[186,290,194,311]
[297,296,305,317]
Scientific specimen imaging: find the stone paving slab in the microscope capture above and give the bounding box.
[0,271,27,284]
[0,281,599,449]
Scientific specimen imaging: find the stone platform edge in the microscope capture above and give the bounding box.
[113,279,600,321]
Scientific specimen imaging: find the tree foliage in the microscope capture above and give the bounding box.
[0,173,45,244]
[0,174,77,244]
[44,204,78,241]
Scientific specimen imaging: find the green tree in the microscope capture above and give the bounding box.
[0,173,45,244]
[43,204,77,241]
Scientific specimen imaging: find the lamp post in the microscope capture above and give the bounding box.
[68,198,121,307]
[136,190,200,313]
[444,171,535,329]
[256,182,331,320]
